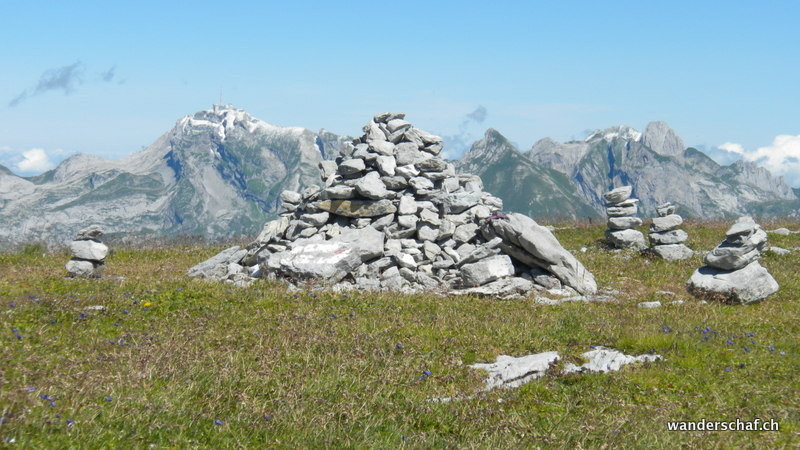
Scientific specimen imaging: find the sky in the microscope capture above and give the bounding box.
[1,1,800,186]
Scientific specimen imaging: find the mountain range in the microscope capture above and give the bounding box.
[0,105,796,247]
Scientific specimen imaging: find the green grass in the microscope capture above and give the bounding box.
[1,222,798,448]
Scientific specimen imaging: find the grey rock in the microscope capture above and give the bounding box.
[656,202,676,217]
[649,229,688,245]
[370,141,396,156]
[373,112,405,123]
[606,205,638,217]
[770,227,792,236]
[375,155,397,176]
[650,214,683,232]
[276,240,361,282]
[338,158,366,175]
[395,164,420,179]
[443,191,482,214]
[453,223,479,243]
[704,245,760,271]
[470,352,560,390]
[603,186,632,204]
[394,252,418,269]
[380,176,408,190]
[451,277,535,299]
[280,190,302,204]
[386,118,412,134]
[725,216,758,243]
[416,158,448,172]
[417,224,440,242]
[398,195,417,215]
[331,226,385,262]
[300,212,330,227]
[66,259,104,278]
[607,217,643,230]
[324,185,356,200]
[638,301,662,309]
[768,246,790,255]
[461,254,515,286]
[483,213,597,295]
[395,143,427,166]
[650,243,693,261]
[314,199,397,217]
[187,246,246,280]
[687,261,779,304]
[319,160,338,180]
[562,347,662,374]
[397,214,418,229]
[409,176,434,191]
[355,172,391,200]
[606,229,647,250]
[76,225,104,241]
[69,240,109,261]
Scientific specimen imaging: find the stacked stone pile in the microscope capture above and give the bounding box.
[65,225,108,278]
[687,216,778,304]
[647,202,693,261]
[189,113,597,298]
[604,186,646,250]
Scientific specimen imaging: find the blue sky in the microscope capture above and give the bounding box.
[2,1,800,185]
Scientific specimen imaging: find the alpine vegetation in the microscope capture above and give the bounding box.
[189,114,597,298]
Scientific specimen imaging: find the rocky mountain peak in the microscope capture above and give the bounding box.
[460,129,518,170]
[641,121,685,157]
[584,126,642,143]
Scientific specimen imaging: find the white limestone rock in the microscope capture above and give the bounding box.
[687,260,779,304]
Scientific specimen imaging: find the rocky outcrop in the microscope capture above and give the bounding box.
[188,114,597,297]
[65,225,108,278]
[603,186,646,250]
[687,217,778,304]
[647,202,693,261]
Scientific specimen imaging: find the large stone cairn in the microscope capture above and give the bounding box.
[604,186,646,250]
[647,202,693,261]
[687,216,778,304]
[65,225,108,278]
[188,113,597,297]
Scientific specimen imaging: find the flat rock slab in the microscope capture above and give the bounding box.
[607,216,642,230]
[66,259,104,278]
[450,276,534,299]
[470,352,560,390]
[649,229,688,245]
[460,255,515,286]
[562,347,662,374]
[187,246,246,281]
[314,199,397,217]
[650,243,693,261]
[687,260,779,304]
[650,214,683,232]
[69,240,109,261]
[606,229,647,250]
[470,347,662,391]
[482,213,597,295]
[276,240,361,282]
[603,186,632,204]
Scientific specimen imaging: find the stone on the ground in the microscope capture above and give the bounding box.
[605,229,647,250]
[562,347,662,374]
[687,260,779,304]
[483,213,597,295]
[275,240,361,282]
[649,229,689,245]
[607,217,643,230]
[460,254,515,286]
[704,245,761,271]
[187,246,246,280]
[280,190,302,204]
[66,259,103,278]
[470,352,560,390]
[650,243,693,261]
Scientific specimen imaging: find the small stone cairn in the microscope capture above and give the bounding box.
[604,186,646,250]
[687,216,778,304]
[647,202,692,261]
[189,113,598,298]
[65,225,108,278]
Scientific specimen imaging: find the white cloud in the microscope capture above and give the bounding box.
[718,142,746,155]
[719,135,800,187]
[15,148,55,173]
[0,145,12,152]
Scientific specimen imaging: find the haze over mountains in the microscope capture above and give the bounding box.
[0,105,796,247]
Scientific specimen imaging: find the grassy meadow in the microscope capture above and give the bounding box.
[1,221,798,448]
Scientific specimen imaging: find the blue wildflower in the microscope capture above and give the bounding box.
[396,344,403,350]
[726,340,733,345]
[746,332,755,337]
[744,347,751,353]
[724,367,731,372]
[589,345,597,349]
[27,387,35,392]
[769,345,776,351]
[423,370,432,376]
[123,310,130,314]
[8,302,15,307]
[105,396,112,402]
[67,419,74,426]
[214,419,223,426]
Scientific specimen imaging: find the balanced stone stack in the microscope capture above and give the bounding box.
[687,216,778,304]
[647,202,693,261]
[65,225,108,278]
[604,186,646,250]
[189,113,597,298]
